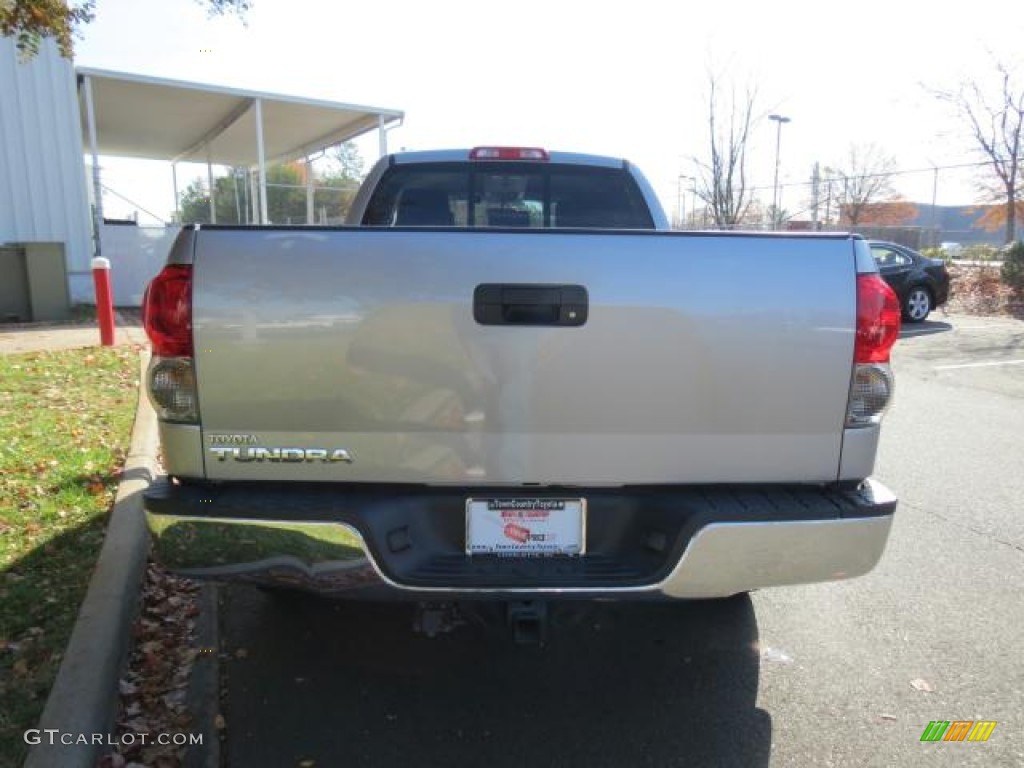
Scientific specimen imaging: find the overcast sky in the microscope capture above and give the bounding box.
[75,0,1024,224]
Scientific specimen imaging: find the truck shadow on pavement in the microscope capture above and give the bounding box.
[899,320,952,338]
[219,586,771,768]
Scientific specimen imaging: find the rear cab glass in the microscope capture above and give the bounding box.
[361,162,655,229]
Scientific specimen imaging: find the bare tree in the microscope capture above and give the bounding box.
[934,59,1023,244]
[693,72,758,229]
[828,144,902,227]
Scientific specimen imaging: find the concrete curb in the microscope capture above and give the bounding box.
[24,351,157,768]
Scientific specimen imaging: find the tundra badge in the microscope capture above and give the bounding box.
[208,447,353,463]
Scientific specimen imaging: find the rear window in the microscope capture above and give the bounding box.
[361,162,655,229]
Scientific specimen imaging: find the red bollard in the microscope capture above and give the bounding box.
[91,257,116,347]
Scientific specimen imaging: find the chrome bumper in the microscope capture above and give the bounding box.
[146,493,895,599]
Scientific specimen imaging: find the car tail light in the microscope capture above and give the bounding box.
[846,274,900,427]
[469,147,550,161]
[854,274,900,364]
[143,265,198,423]
[143,265,192,357]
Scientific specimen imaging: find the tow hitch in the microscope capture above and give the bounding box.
[507,600,548,645]
[413,600,550,644]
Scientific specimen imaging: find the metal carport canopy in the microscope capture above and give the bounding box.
[76,67,403,228]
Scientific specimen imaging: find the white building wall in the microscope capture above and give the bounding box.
[0,38,93,302]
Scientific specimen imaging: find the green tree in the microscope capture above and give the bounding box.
[1001,240,1024,295]
[314,143,365,222]
[1,0,249,59]
[176,173,246,225]
[327,142,365,182]
[175,145,365,225]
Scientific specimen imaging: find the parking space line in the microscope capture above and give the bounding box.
[934,359,1024,371]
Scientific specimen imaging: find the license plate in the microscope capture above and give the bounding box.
[465,498,586,556]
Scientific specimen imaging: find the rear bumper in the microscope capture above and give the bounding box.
[144,479,896,599]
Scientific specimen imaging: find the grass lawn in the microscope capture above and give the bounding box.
[0,346,139,766]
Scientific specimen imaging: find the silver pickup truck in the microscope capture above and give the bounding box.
[143,147,900,616]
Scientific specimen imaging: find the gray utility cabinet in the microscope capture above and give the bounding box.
[0,242,71,323]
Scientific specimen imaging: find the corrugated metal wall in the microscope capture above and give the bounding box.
[0,38,93,302]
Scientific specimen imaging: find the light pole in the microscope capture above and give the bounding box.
[677,174,693,229]
[769,114,790,230]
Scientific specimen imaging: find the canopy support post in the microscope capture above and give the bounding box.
[249,168,258,224]
[255,98,268,225]
[171,163,180,223]
[206,144,216,223]
[306,156,315,225]
[83,75,103,256]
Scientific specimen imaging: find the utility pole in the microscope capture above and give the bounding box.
[769,114,791,230]
[823,168,833,228]
[811,163,821,230]
[677,174,695,229]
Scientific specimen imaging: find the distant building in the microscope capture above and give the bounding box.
[803,202,1008,249]
[902,203,1004,247]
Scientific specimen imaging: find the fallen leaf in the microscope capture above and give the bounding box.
[121,718,149,733]
[214,714,226,730]
[910,678,934,692]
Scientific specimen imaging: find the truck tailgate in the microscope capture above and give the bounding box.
[192,229,856,485]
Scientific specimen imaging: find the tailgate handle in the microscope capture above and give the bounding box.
[474,284,588,326]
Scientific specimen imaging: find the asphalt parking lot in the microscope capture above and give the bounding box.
[214,313,1023,768]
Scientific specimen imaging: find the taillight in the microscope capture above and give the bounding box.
[143,264,193,357]
[143,265,197,423]
[469,146,549,161]
[854,274,900,364]
[847,274,900,427]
